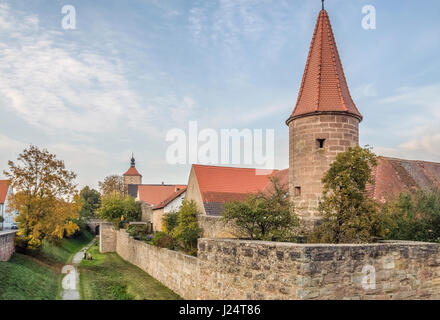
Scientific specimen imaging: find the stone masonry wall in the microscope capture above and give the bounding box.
[0,231,16,262]
[198,215,237,239]
[198,239,440,300]
[100,226,440,300]
[289,113,359,225]
[99,223,117,253]
[115,229,200,299]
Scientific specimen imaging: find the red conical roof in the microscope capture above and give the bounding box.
[124,166,141,176]
[287,10,362,124]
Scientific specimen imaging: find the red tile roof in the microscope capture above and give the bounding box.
[0,180,10,204]
[123,166,141,176]
[369,157,440,203]
[137,184,187,209]
[287,10,362,124]
[261,168,289,194]
[193,164,280,204]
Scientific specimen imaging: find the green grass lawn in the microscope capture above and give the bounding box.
[79,242,182,300]
[0,230,93,300]
[0,253,60,300]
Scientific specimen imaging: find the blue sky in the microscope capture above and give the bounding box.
[0,0,439,190]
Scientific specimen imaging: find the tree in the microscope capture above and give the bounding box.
[3,145,79,249]
[163,211,178,234]
[98,175,127,196]
[97,193,141,228]
[383,189,440,242]
[172,200,201,256]
[78,186,101,221]
[309,146,385,244]
[222,177,299,241]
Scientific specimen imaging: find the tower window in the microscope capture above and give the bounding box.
[316,139,326,149]
[294,187,301,197]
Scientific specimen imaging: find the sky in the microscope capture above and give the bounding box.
[0,0,439,190]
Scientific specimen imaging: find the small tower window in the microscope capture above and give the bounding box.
[316,139,326,149]
[294,187,301,197]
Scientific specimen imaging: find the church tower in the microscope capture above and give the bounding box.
[123,154,142,197]
[286,8,363,226]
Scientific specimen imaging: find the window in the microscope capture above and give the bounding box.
[294,187,301,197]
[316,138,326,149]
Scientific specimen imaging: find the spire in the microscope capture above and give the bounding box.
[286,9,362,124]
[124,153,141,177]
[130,153,135,167]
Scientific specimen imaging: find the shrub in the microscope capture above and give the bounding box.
[151,232,175,250]
[383,189,440,243]
[163,211,178,234]
[172,200,201,256]
[309,147,385,244]
[98,193,141,229]
[127,224,151,241]
[222,177,299,241]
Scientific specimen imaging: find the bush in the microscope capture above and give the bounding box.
[163,211,178,234]
[172,200,201,256]
[98,193,141,228]
[127,224,152,241]
[383,189,440,243]
[222,177,298,241]
[309,147,385,244]
[151,232,175,250]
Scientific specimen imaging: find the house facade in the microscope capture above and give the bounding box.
[121,155,187,231]
[0,180,18,230]
[137,184,186,232]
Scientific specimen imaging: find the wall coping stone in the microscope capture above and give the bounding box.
[200,238,440,248]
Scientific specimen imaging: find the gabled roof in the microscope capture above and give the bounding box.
[287,10,362,124]
[0,180,10,204]
[368,157,440,203]
[192,165,282,215]
[137,184,187,209]
[193,164,279,203]
[123,166,141,176]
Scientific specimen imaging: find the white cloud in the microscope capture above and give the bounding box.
[373,84,440,162]
[0,3,155,136]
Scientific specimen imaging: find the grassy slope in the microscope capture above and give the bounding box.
[79,242,182,300]
[0,254,59,300]
[39,231,93,264]
[0,231,93,300]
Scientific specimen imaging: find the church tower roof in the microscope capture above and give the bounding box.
[123,154,141,176]
[286,9,362,124]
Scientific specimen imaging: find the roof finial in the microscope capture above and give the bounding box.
[322,0,325,10]
[130,153,135,167]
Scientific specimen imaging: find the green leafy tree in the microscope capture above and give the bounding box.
[97,193,141,228]
[78,186,101,221]
[163,211,178,234]
[222,177,299,241]
[172,200,201,256]
[383,189,440,242]
[98,175,127,196]
[309,146,385,244]
[3,145,79,249]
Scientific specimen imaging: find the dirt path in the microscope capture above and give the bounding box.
[61,239,95,300]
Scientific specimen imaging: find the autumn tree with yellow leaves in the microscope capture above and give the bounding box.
[3,145,79,249]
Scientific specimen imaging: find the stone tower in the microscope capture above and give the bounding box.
[123,154,142,197]
[286,9,363,226]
